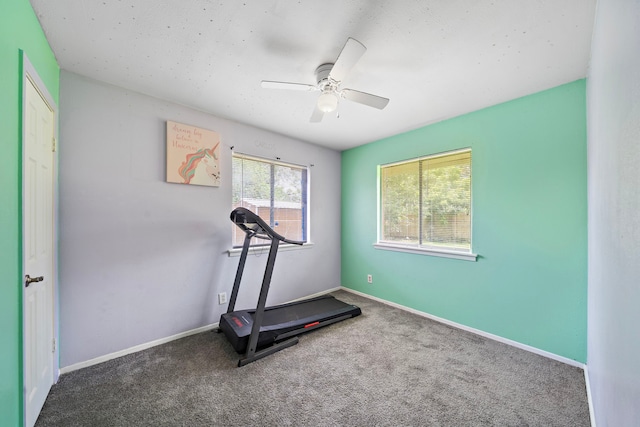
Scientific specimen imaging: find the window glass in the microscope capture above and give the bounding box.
[232,155,308,246]
[421,151,471,250]
[381,149,471,252]
[381,161,420,244]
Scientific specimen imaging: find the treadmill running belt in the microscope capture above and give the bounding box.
[259,296,354,327]
[219,295,361,353]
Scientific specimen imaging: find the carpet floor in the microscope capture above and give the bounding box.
[36,290,591,426]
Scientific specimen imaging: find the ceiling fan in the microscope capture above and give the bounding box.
[261,37,389,123]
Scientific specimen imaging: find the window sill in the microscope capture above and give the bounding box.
[227,242,314,257]
[373,242,477,262]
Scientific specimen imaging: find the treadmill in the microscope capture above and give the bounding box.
[219,207,361,367]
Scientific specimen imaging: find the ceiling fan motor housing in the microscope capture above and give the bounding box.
[315,63,335,89]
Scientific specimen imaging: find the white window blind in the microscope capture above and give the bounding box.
[381,149,472,253]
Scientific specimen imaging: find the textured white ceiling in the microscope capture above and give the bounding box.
[30,0,596,151]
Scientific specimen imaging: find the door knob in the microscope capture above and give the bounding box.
[25,275,44,287]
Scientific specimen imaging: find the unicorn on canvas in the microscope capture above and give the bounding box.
[178,143,220,186]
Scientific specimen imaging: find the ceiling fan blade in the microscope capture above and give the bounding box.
[261,80,317,91]
[328,38,366,83]
[342,89,389,110]
[310,105,324,123]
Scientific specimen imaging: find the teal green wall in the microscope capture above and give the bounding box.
[0,0,59,425]
[342,80,587,362]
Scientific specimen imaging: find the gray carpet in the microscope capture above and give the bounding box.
[36,290,591,426]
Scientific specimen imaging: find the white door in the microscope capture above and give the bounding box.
[23,74,55,427]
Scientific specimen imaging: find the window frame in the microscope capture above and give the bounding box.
[230,153,310,254]
[375,148,477,262]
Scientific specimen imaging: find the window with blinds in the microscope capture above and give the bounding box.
[380,149,472,252]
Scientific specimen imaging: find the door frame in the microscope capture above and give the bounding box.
[21,50,59,422]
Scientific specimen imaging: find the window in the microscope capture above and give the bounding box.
[232,154,308,247]
[378,149,473,259]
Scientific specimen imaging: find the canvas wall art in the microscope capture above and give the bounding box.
[166,120,221,187]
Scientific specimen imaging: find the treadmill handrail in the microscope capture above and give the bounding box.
[230,207,305,246]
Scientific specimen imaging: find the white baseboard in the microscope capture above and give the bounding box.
[346,284,596,425]
[59,323,219,374]
[60,285,590,390]
[56,286,597,426]
[340,286,586,369]
[58,287,343,375]
[287,286,342,303]
[584,366,597,427]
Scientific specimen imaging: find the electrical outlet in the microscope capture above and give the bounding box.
[218,292,227,305]
[367,274,373,284]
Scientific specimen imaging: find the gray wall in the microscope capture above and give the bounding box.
[587,0,640,425]
[59,71,342,368]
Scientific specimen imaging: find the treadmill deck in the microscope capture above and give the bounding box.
[219,295,361,353]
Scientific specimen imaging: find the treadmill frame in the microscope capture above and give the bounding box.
[222,207,360,366]
[231,233,298,366]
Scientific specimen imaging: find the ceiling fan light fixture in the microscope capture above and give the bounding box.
[261,38,388,123]
[317,92,338,113]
